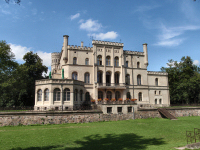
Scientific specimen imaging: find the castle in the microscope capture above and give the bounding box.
[34,35,170,114]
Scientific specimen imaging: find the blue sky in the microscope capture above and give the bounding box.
[0,0,200,75]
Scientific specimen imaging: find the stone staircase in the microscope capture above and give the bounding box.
[158,108,177,120]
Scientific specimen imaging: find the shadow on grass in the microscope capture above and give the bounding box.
[10,133,166,150]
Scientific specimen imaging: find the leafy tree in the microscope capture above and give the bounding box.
[5,0,21,4]
[161,56,200,105]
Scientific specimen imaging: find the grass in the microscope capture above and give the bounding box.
[0,116,200,150]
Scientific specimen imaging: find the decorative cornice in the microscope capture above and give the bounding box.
[123,50,144,55]
[92,40,124,47]
[147,71,168,75]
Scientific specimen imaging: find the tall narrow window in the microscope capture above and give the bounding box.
[44,89,49,101]
[72,72,77,80]
[159,99,162,104]
[115,72,120,85]
[85,92,90,101]
[73,57,77,64]
[64,88,70,101]
[106,56,110,66]
[107,91,112,100]
[155,99,157,104]
[115,91,121,101]
[98,91,103,100]
[53,88,60,101]
[85,58,89,65]
[97,55,102,65]
[127,92,131,99]
[138,92,142,101]
[74,89,78,101]
[137,62,140,68]
[155,78,158,86]
[126,61,128,67]
[97,71,103,84]
[137,75,141,85]
[125,74,130,85]
[84,73,90,83]
[37,89,42,101]
[80,90,83,101]
[115,57,119,67]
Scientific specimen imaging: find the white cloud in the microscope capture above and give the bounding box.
[133,5,160,13]
[42,68,51,77]
[31,9,37,15]
[155,24,200,47]
[70,13,80,20]
[1,9,11,15]
[80,19,102,32]
[193,60,199,66]
[9,43,51,67]
[88,31,118,40]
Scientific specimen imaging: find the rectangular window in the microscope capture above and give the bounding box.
[128,107,132,113]
[67,92,70,101]
[117,107,122,113]
[107,107,112,113]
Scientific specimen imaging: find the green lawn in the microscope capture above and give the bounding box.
[0,116,199,150]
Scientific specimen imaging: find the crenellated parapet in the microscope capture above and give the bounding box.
[35,79,84,86]
[92,40,124,47]
[123,50,144,55]
[147,71,168,76]
[68,45,93,51]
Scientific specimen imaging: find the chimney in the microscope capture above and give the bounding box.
[81,41,83,47]
[63,35,69,63]
[143,43,148,67]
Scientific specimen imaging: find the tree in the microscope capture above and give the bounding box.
[161,56,200,105]
[5,0,21,4]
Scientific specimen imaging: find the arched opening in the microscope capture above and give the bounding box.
[115,57,119,66]
[85,92,90,102]
[106,56,111,66]
[155,78,158,86]
[44,89,49,101]
[85,58,89,65]
[97,71,103,85]
[155,99,157,104]
[126,61,128,67]
[115,72,120,85]
[107,91,112,100]
[137,62,140,68]
[84,72,90,83]
[80,90,83,101]
[72,72,78,80]
[159,99,162,104]
[137,75,141,85]
[126,92,131,100]
[37,89,42,101]
[73,57,77,64]
[106,72,111,86]
[125,74,130,85]
[138,92,142,101]
[98,91,103,100]
[74,89,78,101]
[53,88,60,101]
[64,88,70,101]
[97,55,102,65]
[115,91,121,101]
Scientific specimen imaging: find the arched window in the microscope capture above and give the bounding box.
[159,99,162,104]
[106,72,111,86]
[37,89,42,101]
[97,55,102,65]
[84,73,90,83]
[126,61,128,67]
[137,75,141,85]
[155,91,156,95]
[126,92,131,99]
[107,91,112,100]
[74,89,78,101]
[106,56,110,66]
[159,91,161,95]
[138,92,142,101]
[85,92,90,101]
[64,88,70,101]
[125,74,130,85]
[115,91,121,101]
[72,72,77,80]
[115,57,119,67]
[80,90,83,101]
[115,72,120,85]
[155,99,157,104]
[98,91,103,100]
[137,62,140,68]
[155,78,158,86]
[53,88,60,101]
[73,57,77,64]
[97,71,103,84]
[44,89,49,101]
[85,58,89,65]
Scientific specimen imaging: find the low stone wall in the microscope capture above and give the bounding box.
[0,111,134,127]
[1,107,200,127]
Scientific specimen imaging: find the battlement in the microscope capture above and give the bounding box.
[92,40,124,47]
[68,45,93,51]
[51,52,61,56]
[147,71,168,76]
[123,50,144,55]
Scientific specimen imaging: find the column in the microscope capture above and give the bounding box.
[111,47,114,85]
[103,46,106,85]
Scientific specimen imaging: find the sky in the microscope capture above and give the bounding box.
[0,0,200,75]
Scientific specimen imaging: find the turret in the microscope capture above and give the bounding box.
[51,52,60,72]
[63,35,69,63]
[143,43,148,67]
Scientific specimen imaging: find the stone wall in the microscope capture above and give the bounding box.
[1,107,200,127]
